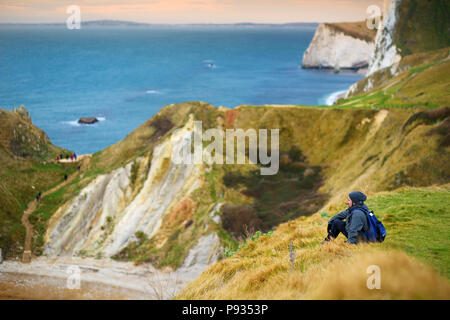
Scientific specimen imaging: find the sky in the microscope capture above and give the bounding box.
[0,0,384,24]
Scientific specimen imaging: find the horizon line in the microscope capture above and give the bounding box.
[0,19,341,26]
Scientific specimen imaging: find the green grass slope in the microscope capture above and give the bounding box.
[366,187,450,276]
[340,48,450,107]
[0,107,76,258]
[2,93,448,270]
[109,101,449,268]
[393,0,450,57]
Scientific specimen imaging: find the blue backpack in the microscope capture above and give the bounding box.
[351,206,387,242]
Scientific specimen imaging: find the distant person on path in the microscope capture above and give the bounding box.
[322,191,369,244]
[36,192,42,202]
[77,165,81,171]
[64,173,68,182]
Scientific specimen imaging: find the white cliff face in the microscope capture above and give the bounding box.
[44,116,211,263]
[44,164,133,256]
[302,23,375,70]
[367,0,403,75]
[344,0,403,99]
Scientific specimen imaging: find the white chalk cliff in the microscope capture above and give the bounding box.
[367,0,403,75]
[302,23,375,71]
[44,115,221,268]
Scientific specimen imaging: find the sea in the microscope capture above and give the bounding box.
[0,25,364,154]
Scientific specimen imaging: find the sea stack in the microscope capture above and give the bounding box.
[78,117,99,124]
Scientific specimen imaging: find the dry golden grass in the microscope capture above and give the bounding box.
[179,237,449,300]
[341,47,450,104]
[306,250,450,300]
[177,189,450,300]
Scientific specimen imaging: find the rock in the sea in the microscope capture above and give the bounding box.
[78,117,99,124]
[302,22,376,71]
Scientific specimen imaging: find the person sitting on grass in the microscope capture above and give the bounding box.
[322,191,369,244]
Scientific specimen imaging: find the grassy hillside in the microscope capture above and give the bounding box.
[0,107,76,258]
[341,47,450,106]
[393,0,450,57]
[9,94,444,269]
[366,187,449,275]
[325,21,377,43]
[0,1,448,300]
[2,92,448,271]
[344,0,449,101]
[104,100,449,269]
[233,105,449,208]
[177,186,450,299]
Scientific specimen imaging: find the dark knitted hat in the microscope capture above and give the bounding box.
[349,191,367,204]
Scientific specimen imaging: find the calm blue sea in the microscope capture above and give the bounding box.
[0,25,363,154]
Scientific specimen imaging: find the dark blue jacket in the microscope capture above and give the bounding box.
[329,204,369,244]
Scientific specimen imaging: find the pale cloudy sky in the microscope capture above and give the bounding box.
[0,0,384,24]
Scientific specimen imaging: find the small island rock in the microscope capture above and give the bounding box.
[78,117,99,125]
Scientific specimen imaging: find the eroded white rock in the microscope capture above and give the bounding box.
[44,117,203,259]
[367,0,403,75]
[182,233,222,268]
